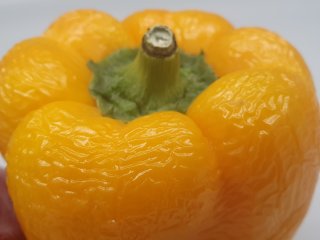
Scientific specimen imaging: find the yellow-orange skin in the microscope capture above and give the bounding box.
[44,9,134,62]
[3,9,320,240]
[0,37,93,153]
[122,9,234,54]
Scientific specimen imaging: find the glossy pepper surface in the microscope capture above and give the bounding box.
[1,9,319,240]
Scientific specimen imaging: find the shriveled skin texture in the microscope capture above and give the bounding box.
[0,9,234,155]
[122,10,234,54]
[188,68,320,239]
[205,28,312,81]
[0,37,93,153]
[44,9,134,62]
[6,102,217,240]
[2,9,320,240]
[6,70,320,240]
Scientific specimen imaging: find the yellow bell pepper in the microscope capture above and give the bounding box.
[1,9,319,240]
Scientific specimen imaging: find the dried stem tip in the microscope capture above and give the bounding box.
[142,25,177,58]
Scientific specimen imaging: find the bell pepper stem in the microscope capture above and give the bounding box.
[127,26,183,105]
[89,26,216,121]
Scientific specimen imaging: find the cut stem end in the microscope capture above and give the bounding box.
[142,25,177,58]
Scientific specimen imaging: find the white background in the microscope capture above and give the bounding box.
[0,0,319,239]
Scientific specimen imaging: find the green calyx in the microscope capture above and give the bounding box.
[89,26,217,122]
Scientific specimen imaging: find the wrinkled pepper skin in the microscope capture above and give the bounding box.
[7,103,216,240]
[44,9,134,62]
[2,9,320,240]
[122,9,234,55]
[188,68,319,239]
[0,37,93,153]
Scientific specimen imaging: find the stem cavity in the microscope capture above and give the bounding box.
[89,26,216,121]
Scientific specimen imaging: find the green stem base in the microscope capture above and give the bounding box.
[89,48,216,122]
